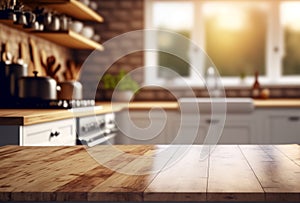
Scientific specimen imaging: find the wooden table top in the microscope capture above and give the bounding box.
[0,99,299,126]
[0,144,300,202]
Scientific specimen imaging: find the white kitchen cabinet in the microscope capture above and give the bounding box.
[256,109,300,144]
[0,118,77,146]
[217,117,254,144]
[115,110,256,145]
[115,110,176,144]
[22,118,76,146]
[175,114,256,144]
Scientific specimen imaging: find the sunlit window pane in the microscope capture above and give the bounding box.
[153,2,193,78]
[203,3,267,77]
[281,2,300,76]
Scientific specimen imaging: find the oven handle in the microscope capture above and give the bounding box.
[78,133,116,147]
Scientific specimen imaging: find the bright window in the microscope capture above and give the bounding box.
[281,2,300,76]
[204,3,268,77]
[153,2,193,79]
[144,0,300,87]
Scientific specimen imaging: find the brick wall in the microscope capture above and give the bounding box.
[75,0,145,99]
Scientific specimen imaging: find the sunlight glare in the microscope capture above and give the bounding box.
[203,3,246,31]
[281,2,300,31]
[153,2,193,30]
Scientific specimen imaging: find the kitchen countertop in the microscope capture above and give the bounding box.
[0,103,124,126]
[253,99,300,108]
[0,99,299,126]
[0,144,300,202]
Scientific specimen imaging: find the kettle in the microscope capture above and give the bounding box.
[57,80,82,100]
[18,71,57,100]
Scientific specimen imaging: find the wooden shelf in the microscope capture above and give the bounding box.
[0,19,103,50]
[23,0,103,22]
[33,30,104,50]
[0,19,36,32]
[0,0,104,50]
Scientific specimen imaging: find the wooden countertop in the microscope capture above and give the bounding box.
[0,144,300,202]
[0,103,124,126]
[0,102,177,126]
[0,99,299,126]
[125,99,300,109]
[254,99,300,108]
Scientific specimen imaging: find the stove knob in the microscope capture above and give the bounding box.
[103,129,110,136]
[89,123,96,131]
[108,119,115,125]
[99,120,105,129]
[81,126,87,132]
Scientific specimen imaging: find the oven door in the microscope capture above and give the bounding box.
[77,130,116,147]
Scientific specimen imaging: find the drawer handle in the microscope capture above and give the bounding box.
[49,131,60,140]
[288,116,300,122]
[206,119,220,124]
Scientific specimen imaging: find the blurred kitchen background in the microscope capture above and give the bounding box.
[1,0,300,101]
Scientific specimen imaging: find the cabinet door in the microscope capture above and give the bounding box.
[23,118,76,146]
[175,125,207,144]
[255,109,300,144]
[224,116,254,144]
[269,114,300,144]
[178,114,255,144]
[115,110,169,144]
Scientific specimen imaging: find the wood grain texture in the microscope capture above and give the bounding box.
[33,31,104,50]
[23,0,103,22]
[0,103,124,126]
[240,145,300,202]
[144,145,209,201]
[207,145,264,201]
[254,99,300,108]
[1,145,300,201]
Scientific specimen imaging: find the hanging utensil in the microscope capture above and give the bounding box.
[52,64,61,77]
[46,55,56,73]
[66,59,81,80]
[63,70,71,81]
[40,49,47,70]
[28,38,44,76]
[2,42,12,64]
[0,42,6,63]
[43,55,61,81]
[28,38,35,76]
[51,64,61,81]
[45,55,55,75]
[16,41,25,65]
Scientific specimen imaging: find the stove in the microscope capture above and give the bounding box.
[0,99,95,109]
[77,113,118,146]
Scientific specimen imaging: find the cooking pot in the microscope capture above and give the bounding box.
[0,61,7,98]
[5,63,28,98]
[18,71,57,100]
[57,80,82,100]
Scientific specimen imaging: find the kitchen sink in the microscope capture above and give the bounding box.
[178,97,254,113]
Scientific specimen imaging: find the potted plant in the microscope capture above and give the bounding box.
[102,69,139,101]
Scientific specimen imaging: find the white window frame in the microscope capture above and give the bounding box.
[144,0,300,88]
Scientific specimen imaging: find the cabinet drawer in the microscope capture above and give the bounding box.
[219,126,251,144]
[269,115,300,144]
[176,126,207,144]
[23,118,76,146]
[178,114,254,144]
